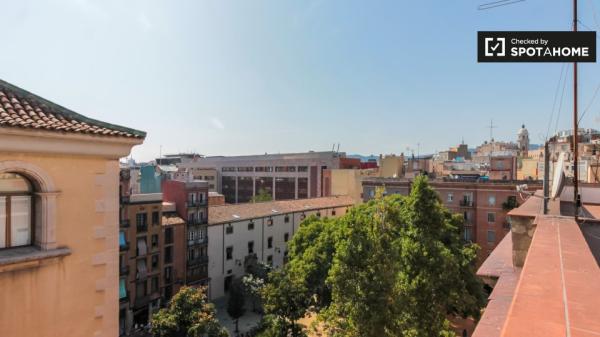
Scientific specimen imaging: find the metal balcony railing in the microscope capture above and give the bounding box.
[187,255,209,266]
[459,200,474,207]
[188,237,208,246]
[186,199,206,208]
[120,219,130,228]
[120,195,130,204]
[187,218,207,225]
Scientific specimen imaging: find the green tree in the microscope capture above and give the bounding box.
[227,278,245,333]
[286,215,337,309]
[151,286,229,337]
[259,176,484,336]
[322,176,485,336]
[260,268,309,337]
[251,189,273,203]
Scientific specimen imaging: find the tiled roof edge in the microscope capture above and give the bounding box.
[0,79,146,138]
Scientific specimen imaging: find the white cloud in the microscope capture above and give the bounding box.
[211,117,225,130]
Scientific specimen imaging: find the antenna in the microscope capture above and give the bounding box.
[487,119,497,142]
[337,143,340,153]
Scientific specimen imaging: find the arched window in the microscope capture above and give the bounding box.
[0,173,33,248]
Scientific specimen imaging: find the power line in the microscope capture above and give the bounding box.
[578,82,600,124]
[478,0,526,11]
[547,64,567,140]
[554,64,571,137]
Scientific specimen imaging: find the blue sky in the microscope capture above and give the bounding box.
[1,0,599,161]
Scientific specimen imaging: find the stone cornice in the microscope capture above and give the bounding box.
[0,128,143,159]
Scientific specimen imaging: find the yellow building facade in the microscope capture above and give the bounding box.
[0,79,144,337]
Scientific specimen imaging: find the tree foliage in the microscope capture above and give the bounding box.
[261,175,485,337]
[151,286,229,337]
[251,189,273,203]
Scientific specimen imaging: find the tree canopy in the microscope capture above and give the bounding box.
[260,175,485,337]
[151,286,229,337]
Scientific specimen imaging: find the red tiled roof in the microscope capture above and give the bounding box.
[0,79,145,138]
[208,196,355,225]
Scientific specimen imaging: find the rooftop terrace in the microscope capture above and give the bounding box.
[473,187,600,337]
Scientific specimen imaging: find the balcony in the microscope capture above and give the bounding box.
[119,219,130,228]
[188,237,208,246]
[187,218,207,226]
[119,265,130,276]
[120,195,130,204]
[186,200,206,208]
[187,255,209,266]
[119,242,130,252]
[459,200,475,207]
[136,224,148,233]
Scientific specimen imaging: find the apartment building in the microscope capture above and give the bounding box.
[162,180,210,287]
[362,178,542,261]
[119,191,165,333]
[0,79,144,337]
[206,196,355,299]
[178,151,360,204]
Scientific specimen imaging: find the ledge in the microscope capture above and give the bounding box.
[0,246,71,272]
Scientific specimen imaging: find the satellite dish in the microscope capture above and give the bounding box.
[551,152,566,199]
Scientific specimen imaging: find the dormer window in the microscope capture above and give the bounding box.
[0,173,33,248]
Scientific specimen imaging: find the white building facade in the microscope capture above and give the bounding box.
[206,196,354,299]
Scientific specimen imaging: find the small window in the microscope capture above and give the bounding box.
[284,215,290,223]
[164,246,173,264]
[267,255,273,265]
[0,173,33,249]
[119,278,127,299]
[136,213,148,232]
[487,230,496,243]
[119,231,127,248]
[487,212,496,223]
[488,195,496,206]
[248,241,254,254]
[284,233,289,242]
[226,246,233,260]
[136,238,147,256]
[152,211,159,225]
[226,225,233,234]
[248,221,254,231]
[447,193,453,202]
[332,210,336,216]
[151,276,159,293]
[151,254,159,270]
[268,236,273,249]
[316,212,321,217]
[300,213,306,220]
[151,234,158,248]
[165,227,173,244]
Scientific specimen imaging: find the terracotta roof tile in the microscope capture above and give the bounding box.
[208,196,355,225]
[0,79,145,138]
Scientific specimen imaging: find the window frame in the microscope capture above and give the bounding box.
[0,173,34,249]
